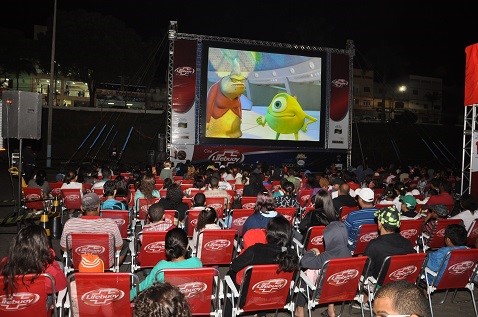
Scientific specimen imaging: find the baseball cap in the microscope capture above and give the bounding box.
[429,204,449,217]
[400,195,417,210]
[375,205,401,228]
[82,193,101,210]
[355,188,374,203]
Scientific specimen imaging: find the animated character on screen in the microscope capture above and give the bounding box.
[206,59,246,138]
[256,92,317,140]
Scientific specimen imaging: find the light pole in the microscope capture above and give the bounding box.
[46,0,57,168]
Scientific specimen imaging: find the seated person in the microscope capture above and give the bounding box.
[399,195,419,219]
[192,207,222,257]
[422,204,449,243]
[140,203,174,242]
[423,224,468,285]
[100,180,128,210]
[133,282,191,317]
[130,228,202,299]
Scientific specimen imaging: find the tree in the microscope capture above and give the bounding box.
[37,10,152,107]
[0,28,38,89]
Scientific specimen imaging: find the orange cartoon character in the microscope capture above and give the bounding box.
[206,59,246,138]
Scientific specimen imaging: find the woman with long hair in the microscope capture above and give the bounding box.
[241,191,278,235]
[1,225,67,303]
[134,173,160,213]
[299,189,338,235]
[130,228,202,299]
[158,183,189,222]
[192,207,222,257]
[60,168,83,193]
[274,181,299,208]
[225,216,298,316]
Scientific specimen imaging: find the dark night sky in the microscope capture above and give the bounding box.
[5,0,478,107]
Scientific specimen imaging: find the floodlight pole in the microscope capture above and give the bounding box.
[46,0,57,168]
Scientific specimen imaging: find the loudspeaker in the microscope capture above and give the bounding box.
[2,90,42,140]
[158,133,166,152]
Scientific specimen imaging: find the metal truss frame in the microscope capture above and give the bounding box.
[461,105,478,195]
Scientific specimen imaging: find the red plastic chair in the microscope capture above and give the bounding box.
[351,224,378,256]
[424,248,478,317]
[101,210,131,240]
[159,267,221,316]
[194,229,238,266]
[340,205,360,222]
[22,187,45,211]
[61,188,82,210]
[93,188,104,198]
[205,196,227,219]
[373,188,384,203]
[132,230,168,272]
[302,225,326,253]
[234,183,245,196]
[159,189,168,198]
[224,264,296,316]
[164,209,179,227]
[365,253,427,305]
[466,219,478,247]
[49,181,63,197]
[399,219,425,252]
[0,273,57,317]
[67,272,138,317]
[65,232,119,273]
[226,189,236,209]
[229,208,254,236]
[82,182,93,193]
[422,218,464,252]
[180,183,193,192]
[298,256,369,317]
[182,197,193,209]
[137,197,160,225]
[297,189,313,208]
[276,207,297,226]
[185,209,201,238]
[240,196,256,209]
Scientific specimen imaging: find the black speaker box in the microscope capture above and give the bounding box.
[1,90,42,140]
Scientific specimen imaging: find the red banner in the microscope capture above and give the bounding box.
[172,39,197,113]
[465,43,478,106]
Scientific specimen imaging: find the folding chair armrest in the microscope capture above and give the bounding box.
[224,275,240,298]
[293,237,304,249]
[217,218,227,228]
[424,267,437,277]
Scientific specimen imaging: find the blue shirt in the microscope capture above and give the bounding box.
[101,198,127,210]
[344,207,377,250]
[425,245,468,285]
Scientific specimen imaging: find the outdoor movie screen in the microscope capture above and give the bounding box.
[199,40,327,148]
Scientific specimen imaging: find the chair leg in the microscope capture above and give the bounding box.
[427,292,434,317]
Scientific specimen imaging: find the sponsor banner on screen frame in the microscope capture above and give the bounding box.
[327,53,350,150]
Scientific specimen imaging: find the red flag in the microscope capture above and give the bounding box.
[464,43,478,106]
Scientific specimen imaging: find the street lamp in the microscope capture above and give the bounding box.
[390,85,407,121]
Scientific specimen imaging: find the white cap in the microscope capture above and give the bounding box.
[355,188,374,203]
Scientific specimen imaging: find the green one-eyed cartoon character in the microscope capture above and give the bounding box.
[256,93,317,140]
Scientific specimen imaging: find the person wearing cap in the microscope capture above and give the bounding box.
[344,187,378,251]
[60,192,124,267]
[365,206,415,283]
[352,206,415,310]
[399,195,420,219]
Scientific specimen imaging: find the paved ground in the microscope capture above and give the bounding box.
[0,158,476,316]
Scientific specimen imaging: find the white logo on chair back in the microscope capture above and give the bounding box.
[301,195,310,202]
[310,236,324,246]
[208,203,223,209]
[190,219,198,226]
[471,228,478,236]
[252,278,287,294]
[233,216,248,226]
[81,288,124,306]
[145,241,165,253]
[0,293,40,311]
[400,229,417,239]
[243,203,256,209]
[389,265,417,281]
[436,229,446,237]
[204,239,230,251]
[283,215,293,222]
[178,282,207,298]
[113,219,125,226]
[448,261,475,275]
[75,245,105,255]
[140,205,148,212]
[327,269,359,286]
[359,232,378,242]
[66,194,80,200]
[27,194,41,200]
